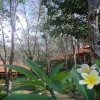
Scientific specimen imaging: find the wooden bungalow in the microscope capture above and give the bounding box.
[0,61,30,78]
[50,45,95,66]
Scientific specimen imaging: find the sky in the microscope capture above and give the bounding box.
[0,0,41,43]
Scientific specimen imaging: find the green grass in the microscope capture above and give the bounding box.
[0,91,29,100]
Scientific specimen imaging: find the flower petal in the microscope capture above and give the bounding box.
[87,84,94,89]
[90,70,99,76]
[81,73,89,79]
[95,77,100,85]
[79,80,88,84]
[81,64,89,70]
[77,68,82,73]
[91,64,96,69]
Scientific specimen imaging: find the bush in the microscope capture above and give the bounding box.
[0,92,7,100]
[0,84,6,93]
[0,79,5,84]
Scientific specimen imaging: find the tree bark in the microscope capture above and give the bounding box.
[7,0,17,94]
[71,36,77,67]
[45,36,51,74]
[1,22,8,88]
[23,5,32,60]
[32,0,42,58]
[87,0,100,59]
[63,35,68,70]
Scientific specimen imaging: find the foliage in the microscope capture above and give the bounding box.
[0,84,6,92]
[42,0,88,15]
[19,0,25,4]
[70,60,100,99]
[4,94,56,100]
[35,60,47,68]
[41,0,88,38]
[70,67,94,100]
[4,59,69,99]
[50,61,62,69]
[96,60,100,70]
[0,92,7,100]
[62,75,75,94]
[0,79,5,84]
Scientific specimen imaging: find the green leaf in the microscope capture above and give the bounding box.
[13,78,44,86]
[96,59,100,70]
[49,63,64,79]
[4,65,36,80]
[12,85,35,92]
[29,89,48,95]
[23,59,49,82]
[0,1,3,7]
[4,94,56,100]
[19,0,25,4]
[70,67,94,100]
[49,80,63,93]
[24,59,46,74]
[53,72,70,82]
[0,92,7,99]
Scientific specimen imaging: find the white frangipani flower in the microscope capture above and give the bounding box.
[79,70,100,89]
[77,64,96,74]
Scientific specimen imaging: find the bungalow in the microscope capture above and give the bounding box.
[0,61,30,78]
[50,45,95,66]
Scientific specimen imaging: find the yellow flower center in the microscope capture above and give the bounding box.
[85,75,97,84]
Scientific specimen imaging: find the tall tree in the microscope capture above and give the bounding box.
[41,0,89,66]
[16,0,42,60]
[7,0,18,94]
[42,0,88,37]
[87,0,100,59]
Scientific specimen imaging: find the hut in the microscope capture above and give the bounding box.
[0,61,30,78]
[50,45,95,69]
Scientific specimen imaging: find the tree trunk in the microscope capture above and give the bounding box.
[77,38,80,64]
[32,0,42,59]
[71,36,77,67]
[23,5,32,60]
[7,0,17,94]
[87,0,100,59]
[0,22,8,88]
[45,36,51,74]
[63,35,68,70]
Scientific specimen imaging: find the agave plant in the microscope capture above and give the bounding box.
[4,59,69,100]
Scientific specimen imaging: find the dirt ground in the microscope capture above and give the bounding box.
[55,93,75,100]
[46,92,75,100]
[23,91,81,100]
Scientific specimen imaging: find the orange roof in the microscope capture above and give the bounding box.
[75,47,91,54]
[50,54,66,61]
[0,61,30,73]
[50,45,91,61]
